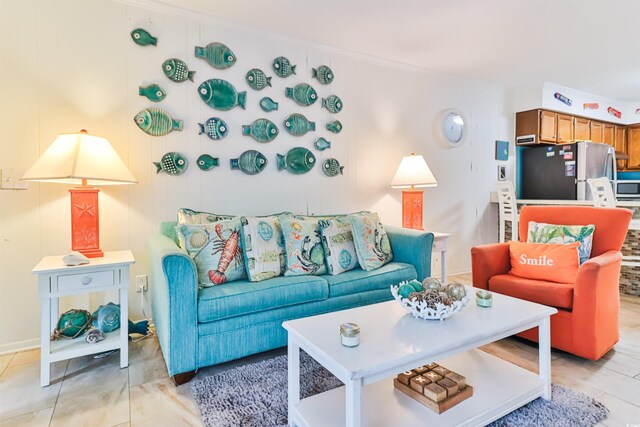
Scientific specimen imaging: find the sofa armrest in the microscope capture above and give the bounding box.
[148,234,199,377]
[385,226,434,281]
[470,243,511,290]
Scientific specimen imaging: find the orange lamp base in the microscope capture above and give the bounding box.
[402,190,424,230]
[69,187,103,258]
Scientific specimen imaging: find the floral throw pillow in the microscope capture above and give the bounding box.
[349,212,393,271]
[319,217,359,275]
[177,208,235,225]
[176,218,246,287]
[527,221,596,264]
[280,215,327,276]
[240,216,286,282]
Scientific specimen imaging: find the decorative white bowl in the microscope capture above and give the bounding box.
[390,282,470,321]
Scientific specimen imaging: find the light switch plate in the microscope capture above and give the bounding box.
[0,169,28,190]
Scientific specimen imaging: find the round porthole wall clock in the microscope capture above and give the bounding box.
[435,108,467,148]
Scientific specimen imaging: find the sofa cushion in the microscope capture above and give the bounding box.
[280,214,328,276]
[350,212,393,271]
[319,217,359,275]
[488,273,574,309]
[527,221,595,264]
[240,216,287,282]
[324,262,416,298]
[197,275,329,323]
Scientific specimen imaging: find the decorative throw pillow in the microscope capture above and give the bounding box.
[176,218,246,287]
[280,215,328,276]
[510,241,580,283]
[240,216,286,282]
[319,217,359,275]
[349,212,393,271]
[177,208,235,225]
[527,221,595,264]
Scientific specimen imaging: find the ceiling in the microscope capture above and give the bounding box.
[154,0,640,101]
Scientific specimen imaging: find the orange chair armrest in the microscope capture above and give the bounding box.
[471,242,511,290]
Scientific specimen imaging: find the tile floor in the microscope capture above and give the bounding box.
[1,274,639,426]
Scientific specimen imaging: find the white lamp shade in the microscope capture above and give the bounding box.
[21,131,137,186]
[390,154,438,189]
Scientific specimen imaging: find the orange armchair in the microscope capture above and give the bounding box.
[471,205,631,360]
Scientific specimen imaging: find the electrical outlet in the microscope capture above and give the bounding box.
[136,274,148,293]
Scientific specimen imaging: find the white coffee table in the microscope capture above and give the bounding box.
[283,287,557,427]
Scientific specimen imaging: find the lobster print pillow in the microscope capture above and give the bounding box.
[527,221,595,264]
[240,216,286,282]
[176,218,246,287]
[349,212,393,271]
[280,215,328,276]
[319,217,359,275]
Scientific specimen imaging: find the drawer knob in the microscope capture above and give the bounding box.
[81,276,93,285]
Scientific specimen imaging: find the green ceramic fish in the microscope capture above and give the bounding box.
[162,58,195,82]
[198,78,246,111]
[130,28,157,46]
[198,117,228,140]
[134,108,183,136]
[259,97,279,112]
[322,95,343,113]
[197,154,219,171]
[326,120,343,134]
[194,42,236,69]
[285,83,317,106]
[138,84,166,102]
[154,152,188,176]
[284,113,315,136]
[272,56,296,78]
[277,147,316,174]
[312,65,334,84]
[314,137,331,151]
[245,69,272,90]
[323,158,344,177]
[230,150,267,175]
[242,119,279,143]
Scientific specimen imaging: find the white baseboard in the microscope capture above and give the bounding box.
[0,338,40,355]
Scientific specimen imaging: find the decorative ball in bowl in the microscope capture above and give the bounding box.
[390,278,470,321]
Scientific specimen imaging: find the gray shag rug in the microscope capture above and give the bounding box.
[191,352,608,427]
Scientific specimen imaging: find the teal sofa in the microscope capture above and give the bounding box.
[148,221,434,384]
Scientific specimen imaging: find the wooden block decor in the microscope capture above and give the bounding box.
[394,364,473,414]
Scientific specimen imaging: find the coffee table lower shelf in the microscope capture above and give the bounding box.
[292,349,544,427]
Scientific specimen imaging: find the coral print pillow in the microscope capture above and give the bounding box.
[176,218,246,287]
[280,215,328,276]
[527,221,595,264]
[349,212,393,271]
[319,217,359,275]
[240,216,286,282]
[510,241,580,283]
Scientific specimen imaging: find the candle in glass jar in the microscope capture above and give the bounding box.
[340,323,360,347]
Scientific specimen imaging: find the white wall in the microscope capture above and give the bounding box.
[0,0,511,352]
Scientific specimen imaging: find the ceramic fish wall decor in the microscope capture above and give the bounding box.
[608,107,622,119]
[312,65,334,84]
[139,84,166,102]
[195,42,237,69]
[322,95,343,113]
[554,92,572,106]
[198,79,246,111]
[272,56,297,78]
[134,108,183,136]
[284,113,315,136]
[326,120,343,134]
[130,28,157,46]
[583,103,599,110]
[260,97,279,112]
[154,152,188,175]
[197,154,220,171]
[285,83,318,106]
[246,69,272,90]
[230,150,268,175]
[323,158,344,177]
[314,137,331,151]
[162,58,195,82]
[277,147,316,174]
[198,117,228,140]
[242,119,279,143]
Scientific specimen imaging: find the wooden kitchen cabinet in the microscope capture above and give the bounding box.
[615,126,627,170]
[539,110,558,143]
[590,121,604,143]
[603,123,615,146]
[628,126,640,170]
[574,117,591,141]
[557,114,574,143]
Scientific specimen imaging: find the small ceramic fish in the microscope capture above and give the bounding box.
[323,158,344,177]
[198,117,228,140]
[259,97,279,112]
[130,28,157,46]
[242,118,279,143]
[230,150,268,175]
[128,319,150,336]
[92,302,120,333]
[312,65,334,84]
[554,92,572,106]
[198,79,246,111]
[194,42,236,69]
[134,108,183,136]
[583,103,599,110]
[322,95,343,113]
[608,107,622,119]
[314,137,331,151]
[139,84,166,102]
[272,56,297,78]
[285,83,317,106]
[326,120,343,134]
[277,147,316,175]
[284,113,315,136]
[162,58,195,83]
[245,69,272,90]
[197,154,220,171]
[154,152,188,176]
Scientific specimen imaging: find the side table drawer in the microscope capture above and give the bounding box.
[57,270,115,292]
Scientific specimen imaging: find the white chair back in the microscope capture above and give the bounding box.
[496,181,519,242]
[587,177,616,208]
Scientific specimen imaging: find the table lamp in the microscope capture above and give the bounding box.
[390,153,438,230]
[21,130,137,258]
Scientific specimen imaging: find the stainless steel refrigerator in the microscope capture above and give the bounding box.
[520,142,616,200]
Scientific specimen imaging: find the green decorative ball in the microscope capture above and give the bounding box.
[55,309,92,338]
[408,280,423,292]
[422,277,441,291]
[398,284,416,299]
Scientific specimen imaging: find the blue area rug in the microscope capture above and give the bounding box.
[191,352,608,427]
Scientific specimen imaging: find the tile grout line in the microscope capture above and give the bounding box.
[48,359,70,426]
[0,353,16,377]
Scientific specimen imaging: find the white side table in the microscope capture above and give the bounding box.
[32,250,135,387]
[432,232,450,283]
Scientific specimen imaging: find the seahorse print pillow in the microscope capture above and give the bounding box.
[280,215,328,276]
[319,217,359,275]
[349,212,393,271]
[176,218,246,287]
[527,221,595,264]
[240,216,286,282]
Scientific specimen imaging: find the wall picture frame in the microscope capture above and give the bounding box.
[495,140,509,161]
